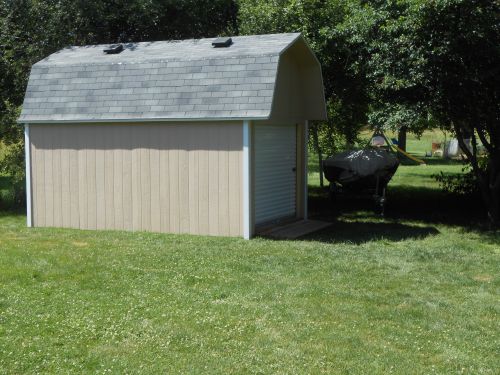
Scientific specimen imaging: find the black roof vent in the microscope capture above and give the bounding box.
[103,44,124,54]
[212,37,232,48]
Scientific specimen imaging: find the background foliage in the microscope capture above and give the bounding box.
[0,0,499,223]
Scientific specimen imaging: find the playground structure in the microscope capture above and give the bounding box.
[369,129,426,165]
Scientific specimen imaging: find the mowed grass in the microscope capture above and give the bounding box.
[0,214,498,373]
[0,132,499,373]
[372,128,450,156]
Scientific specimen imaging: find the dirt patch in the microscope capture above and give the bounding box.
[72,241,89,247]
[473,274,493,282]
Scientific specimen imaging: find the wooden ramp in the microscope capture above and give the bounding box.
[258,220,332,240]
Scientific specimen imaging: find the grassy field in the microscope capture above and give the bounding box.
[374,128,451,156]
[0,132,498,373]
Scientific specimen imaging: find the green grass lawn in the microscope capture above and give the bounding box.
[373,128,451,157]
[0,132,498,373]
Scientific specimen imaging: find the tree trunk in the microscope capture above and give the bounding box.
[454,124,500,228]
[398,126,407,151]
[477,164,500,229]
[486,153,500,227]
[311,124,324,188]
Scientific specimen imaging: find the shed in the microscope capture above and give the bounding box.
[19,33,327,239]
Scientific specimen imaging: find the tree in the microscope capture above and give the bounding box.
[353,0,500,226]
[0,0,238,203]
[420,0,499,226]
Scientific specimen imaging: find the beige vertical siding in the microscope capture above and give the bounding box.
[30,122,243,237]
[269,38,327,123]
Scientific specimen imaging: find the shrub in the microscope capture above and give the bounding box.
[0,142,25,208]
[431,158,486,196]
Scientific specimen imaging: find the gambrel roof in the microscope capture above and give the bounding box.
[19,33,326,123]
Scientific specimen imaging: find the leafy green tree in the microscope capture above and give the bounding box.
[354,0,500,225]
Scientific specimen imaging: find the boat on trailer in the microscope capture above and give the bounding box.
[322,148,400,214]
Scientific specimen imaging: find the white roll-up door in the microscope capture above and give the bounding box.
[254,124,296,226]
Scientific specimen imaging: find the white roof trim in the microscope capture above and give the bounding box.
[18,116,268,124]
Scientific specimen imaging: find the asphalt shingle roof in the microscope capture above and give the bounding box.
[19,33,302,123]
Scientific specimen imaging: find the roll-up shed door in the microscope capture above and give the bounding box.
[254,124,296,226]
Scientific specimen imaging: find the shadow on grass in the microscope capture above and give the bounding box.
[420,157,465,166]
[303,219,440,244]
[386,185,486,227]
[300,182,497,244]
[396,155,465,167]
[308,184,488,230]
[0,209,24,217]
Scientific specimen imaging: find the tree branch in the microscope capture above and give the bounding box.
[476,125,493,154]
[453,122,481,175]
[471,131,478,161]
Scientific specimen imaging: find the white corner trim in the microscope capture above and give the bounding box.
[24,124,33,227]
[304,121,309,220]
[242,120,251,239]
